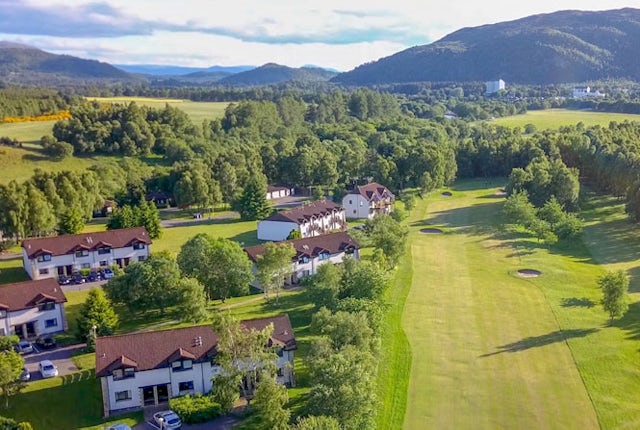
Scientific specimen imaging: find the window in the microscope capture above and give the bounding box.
[276,348,284,357]
[81,263,90,269]
[178,381,194,392]
[348,199,352,204]
[75,250,89,258]
[45,318,58,328]
[115,390,132,402]
[277,367,284,377]
[39,268,49,275]
[138,256,147,262]
[36,254,51,262]
[353,210,356,214]
[113,368,135,380]
[298,256,309,264]
[172,359,193,372]
[38,302,55,312]
[319,252,330,260]
[99,260,108,267]
[0,311,6,319]
[133,243,145,250]
[98,247,111,255]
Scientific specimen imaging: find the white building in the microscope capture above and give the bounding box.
[342,182,395,220]
[0,278,67,339]
[266,185,295,200]
[245,232,360,286]
[257,200,346,241]
[95,315,296,416]
[21,227,152,280]
[485,79,506,94]
[572,86,605,98]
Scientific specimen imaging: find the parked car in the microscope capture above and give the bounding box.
[35,335,56,350]
[101,268,115,279]
[106,425,131,430]
[72,272,86,284]
[87,270,101,282]
[57,275,71,285]
[153,410,182,430]
[19,367,30,382]
[15,340,34,354]
[38,360,58,378]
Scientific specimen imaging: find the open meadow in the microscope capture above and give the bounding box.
[492,109,640,130]
[87,97,229,123]
[383,180,640,430]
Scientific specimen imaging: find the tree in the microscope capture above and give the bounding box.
[255,242,296,301]
[368,215,407,269]
[177,278,209,324]
[503,191,536,227]
[598,270,629,323]
[106,202,162,239]
[0,351,24,408]
[211,374,240,414]
[304,263,343,310]
[59,205,85,234]
[211,313,277,406]
[0,337,18,353]
[292,416,341,430]
[0,416,28,430]
[233,174,271,221]
[76,288,119,343]
[177,234,253,302]
[105,252,181,316]
[252,374,290,430]
[341,259,389,301]
[311,307,376,353]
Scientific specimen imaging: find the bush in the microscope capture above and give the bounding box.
[169,394,222,424]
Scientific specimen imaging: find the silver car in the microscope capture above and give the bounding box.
[153,410,182,430]
[39,360,58,378]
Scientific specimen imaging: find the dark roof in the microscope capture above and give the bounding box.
[245,232,360,263]
[263,200,343,224]
[346,182,394,201]
[146,190,173,201]
[22,227,152,259]
[95,314,296,377]
[0,278,66,312]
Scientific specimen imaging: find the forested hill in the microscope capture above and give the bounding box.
[333,8,640,85]
[218,63,337,86]
[0,42,138,85]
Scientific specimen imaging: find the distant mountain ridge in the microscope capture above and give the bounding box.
[218,63,338,86]
[333,8,640,85]
[0,43,136,85]
[115,64,255,76]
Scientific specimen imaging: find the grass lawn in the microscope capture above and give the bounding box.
[87,97,229,123]
[0,258,28,284]
[492,109,640,130]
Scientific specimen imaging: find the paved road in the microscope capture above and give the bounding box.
[22,343,85,380]
[133,404,240,430]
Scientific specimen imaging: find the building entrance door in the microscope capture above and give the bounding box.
[142,386,155,406]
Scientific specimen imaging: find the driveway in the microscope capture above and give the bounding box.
[22,343,85,380]
[133,404,240,430]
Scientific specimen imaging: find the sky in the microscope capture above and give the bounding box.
[0,0,639,71]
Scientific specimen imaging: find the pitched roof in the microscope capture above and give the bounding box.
[22,227,152,259]
[346,182,394,202]
[263,200,343,224]
[244,232,360,263]
[0,278,66,312]
[95,314,296,377]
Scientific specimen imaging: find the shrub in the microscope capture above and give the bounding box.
[169,394,222,424]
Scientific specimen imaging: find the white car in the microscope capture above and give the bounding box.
[38,360,58,378]
[153,410,182,430]
[106,424,131,430]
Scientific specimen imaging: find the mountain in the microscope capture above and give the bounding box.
[333,8,640,85]
[115,64,254,76]
[218,63,338,86]
[0,42,137,85]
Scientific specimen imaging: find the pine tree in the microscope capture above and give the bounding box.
[76,288,119,343]
[233,174,271,221]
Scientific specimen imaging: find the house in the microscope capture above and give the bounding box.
[0,278,67,339]
[93,200,117,218]
[21,227,152,280]
[444,110,458,120]
[145,190,173,208]
[245,231,360,286]
[266,185,295,200]
[572,86,605,98]
[95,314,296,416]
[342,182,395,220]
[485,79,505,94]
[257,200,346,241]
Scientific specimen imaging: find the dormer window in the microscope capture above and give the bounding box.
[133,243,145,250]
[298,256,310,264]
[113,367,135,380]
[38,301,55,312]
[75,250,89,258]
[37,254,52,262]
[0,310,6,318]
[319,251,330,260]
[172,359,193,372]
[98,247,111,255]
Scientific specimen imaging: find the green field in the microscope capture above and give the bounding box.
[492,109,640,130]
[387,181,640,429]
[88,97,229,123]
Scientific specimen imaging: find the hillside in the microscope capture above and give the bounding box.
[0,42,138,85]
[333,8,640,85]
[218,63,337,86]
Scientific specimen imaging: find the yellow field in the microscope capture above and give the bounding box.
[87,97,229,123]
[492,109,640,130]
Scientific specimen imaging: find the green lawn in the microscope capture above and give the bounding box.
[492,109,640,130]
[390,179,640,430]
[0,258,27,284]
[88,97,229,123]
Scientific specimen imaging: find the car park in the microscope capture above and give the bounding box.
[153,410,182,430]
[101,268,115,279]
[71,272,86,284]
[35,335,56,350]
[19,367,30,382]
[38,360,58,378]
[57,275,71,285]
[15,340,34,354]
[87,270,101,282]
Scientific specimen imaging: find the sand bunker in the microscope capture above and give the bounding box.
[495,189,507,196]
[441,191,453,197]
[516,269,542,278]
[420,228,444,234]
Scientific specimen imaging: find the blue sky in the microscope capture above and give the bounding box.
[0,0,638,70]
